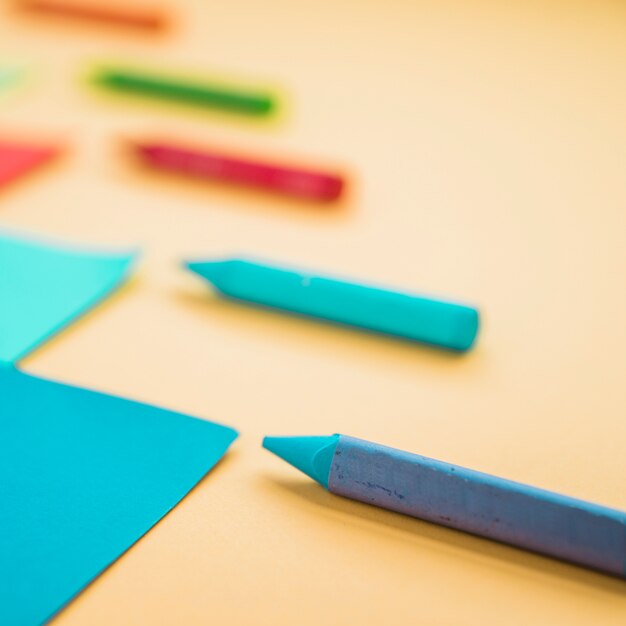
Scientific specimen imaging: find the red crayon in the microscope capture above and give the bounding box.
[0,142,60,188]
[133,141,345,203]
[16,0,167,31]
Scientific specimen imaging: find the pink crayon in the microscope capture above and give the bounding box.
[132,141,345,203]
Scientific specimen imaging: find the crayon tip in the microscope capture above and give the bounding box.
[263,435,339,489]
[184,259,228,286]
[131,141,156,157]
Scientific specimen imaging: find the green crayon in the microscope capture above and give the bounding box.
[93,66,275,115]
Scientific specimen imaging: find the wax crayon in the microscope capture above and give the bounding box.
[134,141,344,202]
[186,258,479,351]
[264,434,626,577]
[94,66,274,115]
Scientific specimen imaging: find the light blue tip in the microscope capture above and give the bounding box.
[263,435,339,489]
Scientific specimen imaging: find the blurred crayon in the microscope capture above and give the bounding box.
[94,67,274,116]
[185,258,480,351]
[132,141,345,203]
[15,0,167,31]
[0,141,60,188]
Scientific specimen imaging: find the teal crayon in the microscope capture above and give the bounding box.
[185,258,479,351]
[263,434,626,577]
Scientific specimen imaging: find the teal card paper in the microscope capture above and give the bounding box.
[0,231,136,363]
[0,365,238,625]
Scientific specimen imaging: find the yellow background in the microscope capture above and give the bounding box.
[2,0,626,623]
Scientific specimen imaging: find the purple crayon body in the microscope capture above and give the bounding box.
[264,434,626,577]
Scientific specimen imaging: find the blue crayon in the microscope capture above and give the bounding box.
[263,434,626,577]
[185,258,479,351]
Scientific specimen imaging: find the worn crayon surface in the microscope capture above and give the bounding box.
[1,0,625,625]
[329,436,626,577]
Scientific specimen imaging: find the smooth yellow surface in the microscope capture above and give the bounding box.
[2,1,626,624]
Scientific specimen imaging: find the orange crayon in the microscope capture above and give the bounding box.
[16,0,167,31]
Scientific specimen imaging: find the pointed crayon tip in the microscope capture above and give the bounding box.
[183,259,204,275]
[131,141,156,157]
[263,434,339,489]
[184,259,227,285]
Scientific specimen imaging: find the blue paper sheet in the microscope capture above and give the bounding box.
[0,365,238,625]
[0,231,136,363]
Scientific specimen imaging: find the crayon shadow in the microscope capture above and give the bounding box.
[267,475,626,594]
[175,288,480,375]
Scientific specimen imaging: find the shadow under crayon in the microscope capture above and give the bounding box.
[266,475,626,594]
[174,288,481,376]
